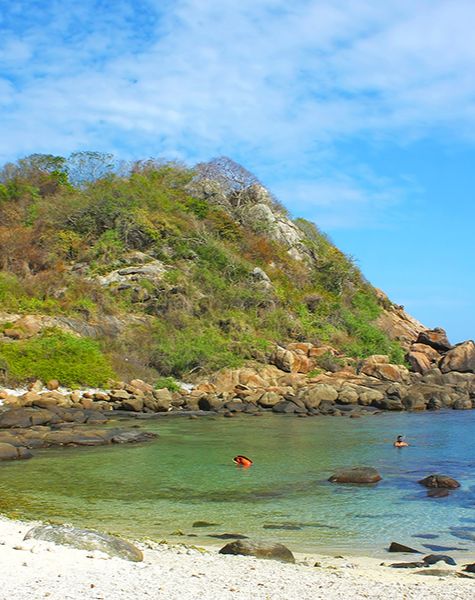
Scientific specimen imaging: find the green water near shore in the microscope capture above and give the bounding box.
[1,411,475,556]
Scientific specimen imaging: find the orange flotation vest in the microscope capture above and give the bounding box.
[233,455,253,468]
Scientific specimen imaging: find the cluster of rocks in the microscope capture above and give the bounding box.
[1,327,474,419]
[407,328,475,375]
[0,378,178,414]
[328,465,461,501]
[0,404,156,462]
[186,334,475,417]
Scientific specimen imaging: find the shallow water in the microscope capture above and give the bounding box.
[1,411,475,556]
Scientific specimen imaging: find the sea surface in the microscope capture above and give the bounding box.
[1,411,475,556]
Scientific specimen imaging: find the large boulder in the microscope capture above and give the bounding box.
[337,386,359,405]
[328,467,382,484]
[418,475,461,489]
[120,397,144,412]
[406,351,432,374]
[257,391,282,408]
[24,524,143,561]
[416,328,452,352]
[440,341,475,374]
[270,346,313,374]
[402,391,427,411]
[198,395,224,411]
[298,384,338,409]
[403,384,454,410]
[410,343,441,362]
[372,398,404,411]
[0,442,32,460]
[270,346,295,372]
[453,396,473,410]
[219,539,295,563]
[0,408,59,428]
[361,361,409,382]
[355,386,385,406]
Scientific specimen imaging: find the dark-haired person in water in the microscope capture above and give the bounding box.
[233,455,253,468]
[394,435,409,448]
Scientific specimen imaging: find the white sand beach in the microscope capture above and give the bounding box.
[0,516,473,600]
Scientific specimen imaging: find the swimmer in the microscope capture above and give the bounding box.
[233,455,253,468]
[393,435,409,448]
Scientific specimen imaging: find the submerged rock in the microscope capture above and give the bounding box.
[209,533,249,540]
[219,539,295,563]
[423,543,466,552]
[192,521,221,528]
[328,467,382,484]
[449,527,475,542]
[427,488,450,498]
[263,524,302,530]
[418,475,461,489]
[24,524,143,561]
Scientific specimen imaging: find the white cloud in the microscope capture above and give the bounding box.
[1,0,475,225]
[273,169,417,229]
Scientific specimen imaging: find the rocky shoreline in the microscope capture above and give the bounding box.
[0,327,473,462]
[2,328,474,419]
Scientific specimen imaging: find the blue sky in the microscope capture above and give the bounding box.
[1,0,474,342]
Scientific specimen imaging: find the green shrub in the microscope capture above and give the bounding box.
[154,376,182,392]
[0,329,116,387]
[151,321,243,377]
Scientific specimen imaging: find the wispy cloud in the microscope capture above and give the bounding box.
[272,167,420,229]
[1,1,475,226]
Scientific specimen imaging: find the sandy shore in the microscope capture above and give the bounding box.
[0,516,474,599]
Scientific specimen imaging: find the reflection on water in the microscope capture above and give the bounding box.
[1,411,475,555]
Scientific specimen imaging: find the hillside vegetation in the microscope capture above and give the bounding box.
[0,152,405,387]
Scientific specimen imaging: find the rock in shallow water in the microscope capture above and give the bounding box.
[388,542,420,553]
[219,539,295,563]
[192,521,221,528]
[418,475,461,489]
[328,467,382,484]
[24,524,143,562]
[0,442,32,460]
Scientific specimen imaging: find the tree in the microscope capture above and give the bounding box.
[0,154,69,198]
[194,156,261,208]
[66,151,115,187]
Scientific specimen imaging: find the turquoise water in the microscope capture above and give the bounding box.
[1,411,475,556]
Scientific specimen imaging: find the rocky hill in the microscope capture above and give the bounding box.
[0,152,458,392]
